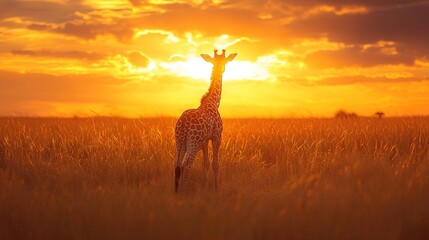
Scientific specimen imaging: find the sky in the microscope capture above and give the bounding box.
[1,0,429,117]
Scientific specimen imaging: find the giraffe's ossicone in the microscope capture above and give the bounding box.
[174,49,237,193]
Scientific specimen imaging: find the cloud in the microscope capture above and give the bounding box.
[315,75,429,85]
[132,5,285,39]
[314,0,425,7]
[55,22,135,41]
[11,49,105,61]
[27,23,52,31]
[286,3,429,54]
[22,20,133,42]
[0,0,87,23]
[126,51,150,68]
[243,0,428,9]
[305,43,415,68]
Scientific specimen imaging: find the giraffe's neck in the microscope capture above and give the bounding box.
[200,67,223,109]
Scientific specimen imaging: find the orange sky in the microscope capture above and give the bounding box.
[1,0,429,117]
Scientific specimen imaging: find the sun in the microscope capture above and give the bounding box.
[160,55,271,81]
[160,56,212,80]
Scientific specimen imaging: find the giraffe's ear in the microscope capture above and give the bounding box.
[226,53,237,62]
[201,54,213,63]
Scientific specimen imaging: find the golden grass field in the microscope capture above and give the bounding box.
[0,117,428,240]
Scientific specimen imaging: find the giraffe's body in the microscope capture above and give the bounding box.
[175,50,236,193]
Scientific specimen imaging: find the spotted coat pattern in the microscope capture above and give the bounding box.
[174,50,237,193]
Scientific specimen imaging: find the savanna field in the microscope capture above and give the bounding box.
[0,117,428,240]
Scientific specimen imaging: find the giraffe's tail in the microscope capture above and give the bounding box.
[175,165,181,193]
[175,143,186,193]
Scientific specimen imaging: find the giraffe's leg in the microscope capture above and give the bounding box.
[212,136,221,191]
[202,141,210,188]
[180,149,198,194]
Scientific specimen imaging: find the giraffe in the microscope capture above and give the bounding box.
[174,49,237,193]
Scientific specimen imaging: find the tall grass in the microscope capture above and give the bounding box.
[0,117,428,240]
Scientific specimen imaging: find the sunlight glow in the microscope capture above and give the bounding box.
[224,61,270,81]
[160,56,212,80]
[160,55,271,81]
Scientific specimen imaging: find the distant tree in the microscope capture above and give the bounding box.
[335,110,358,119]
[335,110,347,119]
[349,112,358,118]
[375,112,385,118]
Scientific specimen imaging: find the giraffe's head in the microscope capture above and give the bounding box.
[201,49,237,73]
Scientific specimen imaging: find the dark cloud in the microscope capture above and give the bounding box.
[11,49,105,61]
[316,75,429,85]
[221,0,427,8]
[55,22,135,41]
[1,1,134,42]
[27,23,51,31]
[286,3,429,54]
[0,0,87,23]
[305,45,415,68]
[291,0,426,7]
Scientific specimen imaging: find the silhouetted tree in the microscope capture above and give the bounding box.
[335,110,358,119]
[335,110,347,119]
[375,112,385,118]
[349,112,358,118]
